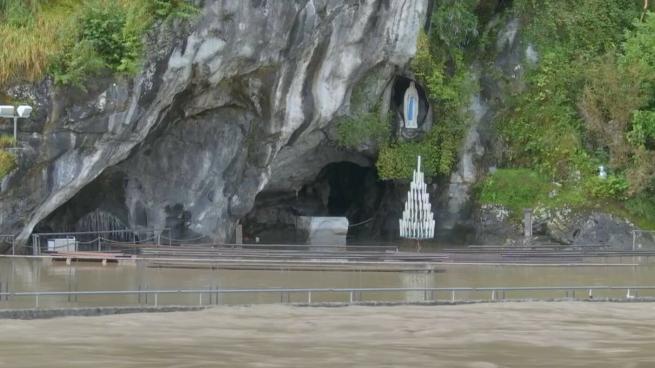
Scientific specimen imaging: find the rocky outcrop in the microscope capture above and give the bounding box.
[0,0,428,248]
[537,209,643,248]
[475,205,653,249]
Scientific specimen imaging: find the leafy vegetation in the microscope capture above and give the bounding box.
[478,169,551,215]
[0,135,16,149]
[478,169,630,217]
[376,0,479,180]
[0,0,197,88]
[0,135,17,179]
[485,1,655,226]
[335,110,390,149]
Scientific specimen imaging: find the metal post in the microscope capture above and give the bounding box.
[11,236,15,256]
[235,224,243,245]
[154,293,158,307]
[97,237,101,252]
[35,294,39,308]
[349,291,354,303]
[199,293,203,305]
[31,234,40,256]
[13,116,17,146]
[633,230,637,251]
[491,290,496,301]
[523,208,533,243]
[451,290,455,302]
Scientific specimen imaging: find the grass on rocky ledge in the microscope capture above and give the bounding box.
[477,168,655,229]
[0,0,80,86]
[0,0,197,88]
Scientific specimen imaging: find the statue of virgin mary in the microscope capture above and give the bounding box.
[403,81,419,129]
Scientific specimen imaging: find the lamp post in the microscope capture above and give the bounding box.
[0,105,33,147]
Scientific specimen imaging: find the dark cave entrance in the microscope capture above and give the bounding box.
[242,162,401,244]
[31,169,133,246]
[324,162,372,216]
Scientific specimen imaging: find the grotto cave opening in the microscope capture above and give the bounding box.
[31,169,133,245]
[242,161,402,244]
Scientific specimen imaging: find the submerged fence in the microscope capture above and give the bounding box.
[1,285,654,309]
[27,228,173,255]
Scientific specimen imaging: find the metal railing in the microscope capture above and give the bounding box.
[29,228,172,255]
[1,285,654,309]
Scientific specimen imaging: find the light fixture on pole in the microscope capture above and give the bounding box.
[0,105,33,146]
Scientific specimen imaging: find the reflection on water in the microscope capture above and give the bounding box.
[1,257,655,308]
[1,302,655,367]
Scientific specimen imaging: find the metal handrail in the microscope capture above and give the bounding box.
[1,285,654,308]
[3,285,655,296]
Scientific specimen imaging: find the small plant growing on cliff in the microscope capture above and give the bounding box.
[151,0,199,20]
[0,151,16,179]
[0,135,17,179]
[0,135,16,149]
[335,110,390,149]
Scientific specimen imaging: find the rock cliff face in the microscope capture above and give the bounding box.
[0,0,429,247]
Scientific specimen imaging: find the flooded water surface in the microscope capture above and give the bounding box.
[1,302,655,367]
[2,257,655,308]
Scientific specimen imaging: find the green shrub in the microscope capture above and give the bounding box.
[150,0,199,20]
[335,111,390,149]
[0,151,17,179]
[377,139,440,180]
[584,175,629,200]
[0,135,18,179]
[50,40,106,87]
[50,1,152,85]
[627,110,655,147]
[0,135,16,149]
[625,192,655,229]
[477,169,551,214]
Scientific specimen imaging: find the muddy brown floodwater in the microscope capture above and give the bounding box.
[1,302,655,367]
[3,258,655,308]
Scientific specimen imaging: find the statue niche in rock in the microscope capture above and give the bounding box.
[393,79,431,140]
